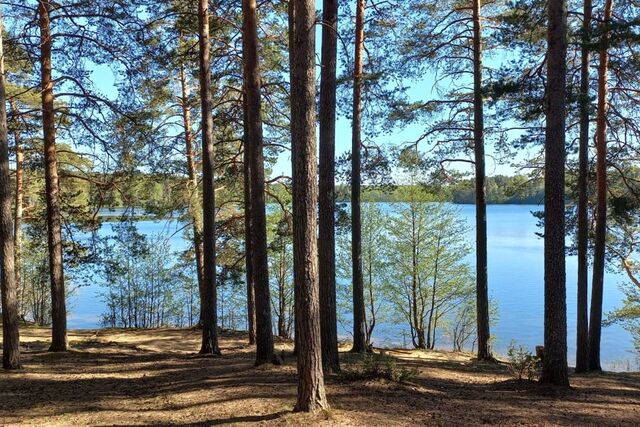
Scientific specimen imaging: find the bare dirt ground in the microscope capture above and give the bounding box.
[1,326,639,426]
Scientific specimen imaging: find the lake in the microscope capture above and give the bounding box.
[67,204,638,370]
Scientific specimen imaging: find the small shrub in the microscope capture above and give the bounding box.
[506,343,541,381]
[338,353,418,383]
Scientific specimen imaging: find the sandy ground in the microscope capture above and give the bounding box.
[1,326,639,426]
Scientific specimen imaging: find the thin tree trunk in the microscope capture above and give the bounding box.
[178,59,206,327]
[242,93,257,345]
[10,100,24,319]
[198,0,220,355]
[351,0,367,354]
[319,0,340,373]
[0,20,21,370]
[575,0,592,374]
[39,0,67,352]
[588,0,613,372]
[473,0,492,362]
[242,0,276,366]
[290,0,329,412]
[540,0,569,386]
[278,241,287,337]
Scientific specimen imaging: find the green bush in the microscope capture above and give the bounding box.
[506,343,541,381]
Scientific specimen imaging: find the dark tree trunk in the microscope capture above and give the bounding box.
[242,0,276,366]
[10,100,24,319]
[0,26,21,370]
[288,0,299,359]
[472,0,491,361]
[242,94,257,345]
[39,0,67,352]
[588,0,613,372]
[540,0,569,386]
[178,59,205,327]
[351,0,367,354]
[198,0,220,355]
[319,0,340,373]
[289,0,329,412]
[575,0,592,374]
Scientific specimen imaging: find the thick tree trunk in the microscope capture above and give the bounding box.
[288,0,299,357]
[473,0,492,362]
[39,0,67,352]
[0,23,21,370]
[588,0,613,372]
[197,0,220,355]
[242,94,257,345]
[540,0,569,386]
[575,0,592,374]
[351,0,367,354]
[178,60,206,326]
[10,100,24,319]
[289,0,329,412]
[242,0,276,366]
[319,0,340,373]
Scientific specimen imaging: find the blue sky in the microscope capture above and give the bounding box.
[86,9,525,182]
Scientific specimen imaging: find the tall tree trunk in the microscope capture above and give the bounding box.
[473,0,492,362]
[39,0,67,352]
[242,0,276,366]
[319,0,340,373]
[0,21,21,370]
[10,100,24,319]
[575,0,592,374]
[287,0,300,355]
[588,0,613,372]
[242,93,257,345]
[289,0,329,412]
[178,59,206,327]
[351,0,367,354]
[198,0,220,355]
[540,0,569,386]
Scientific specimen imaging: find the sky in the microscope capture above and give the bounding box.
[85,7,527,182]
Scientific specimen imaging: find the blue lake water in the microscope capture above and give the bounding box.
[68,204,638,370]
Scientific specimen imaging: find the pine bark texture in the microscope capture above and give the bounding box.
[319,0,340,372]
[10,100,23,318]
[575,0,592,374]
[472,0,491,361]
[588,0,613,372]
[242,0,275,365]
[0,20,21,369]
[242,94,257,345]
[289,0,329,412]
[351,0,367,354]
[39,0,67,352]
[540,0,569,386]
[198,0,220,355]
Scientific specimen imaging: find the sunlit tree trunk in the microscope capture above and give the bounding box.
[39,0,67,352]
[178,59,205,327]
[540,0,569,386]
[9,100,24,319]
[575,0,592,374]
[242,0,276,366]
[197,0,220,355]
[351,0,367,354]
[588,0,613,372]
[290,0,329,412]
[0,18,21,369]
[319,0,340,373]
